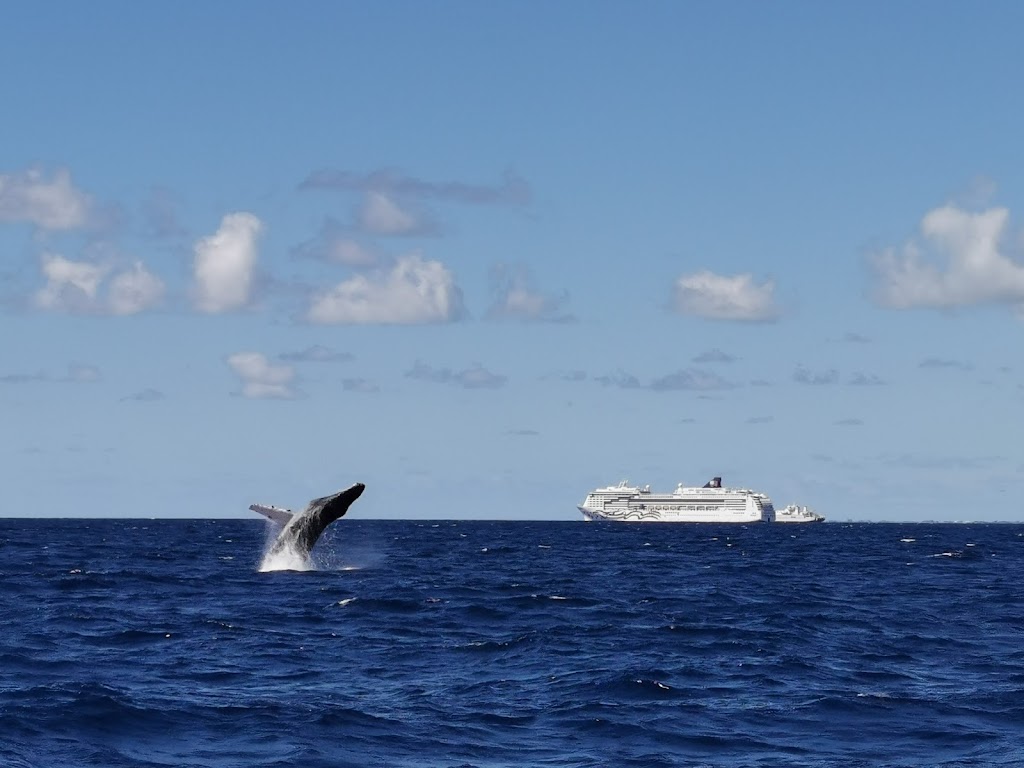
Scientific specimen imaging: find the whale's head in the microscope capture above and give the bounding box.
[326,482,365,517]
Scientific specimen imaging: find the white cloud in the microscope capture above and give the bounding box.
[0,168,92,230]
[35,254,107,312]
[672,270,779,321]
[107,262,165,315]
[871,204,1024,309]
[357,192,430,236]
[34,253,163,315]
[226,353,296,399]
[307,254,463,325]
[486,264,574,322]
[192,213,263,313]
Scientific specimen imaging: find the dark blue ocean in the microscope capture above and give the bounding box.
[2,519,1023,768]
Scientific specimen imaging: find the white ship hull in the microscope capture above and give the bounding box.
[579,477,776,523]
[579,506,766,523]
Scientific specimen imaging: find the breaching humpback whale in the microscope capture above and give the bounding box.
[250,483,365,559]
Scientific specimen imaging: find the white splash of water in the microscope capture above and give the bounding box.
[259,543,313,572]
[257,523,313,572]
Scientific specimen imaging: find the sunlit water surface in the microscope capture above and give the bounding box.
[1,519,1022,767]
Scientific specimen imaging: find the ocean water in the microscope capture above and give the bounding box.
[1,519,1022,768]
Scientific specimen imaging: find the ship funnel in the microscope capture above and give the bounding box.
[703,477,722,488]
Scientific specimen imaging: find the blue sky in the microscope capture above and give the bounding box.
[2,2,1022,521]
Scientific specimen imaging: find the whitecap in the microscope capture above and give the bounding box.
[900,538,915,543]
[337,598,357,607]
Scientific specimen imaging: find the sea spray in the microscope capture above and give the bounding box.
[257,523,313,572]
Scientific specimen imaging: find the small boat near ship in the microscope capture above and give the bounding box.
[578,476,824,523]
[773,504,825,523]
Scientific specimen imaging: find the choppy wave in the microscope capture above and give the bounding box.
[1,519,1023,767]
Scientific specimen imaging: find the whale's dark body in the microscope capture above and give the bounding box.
[251,483,365,558]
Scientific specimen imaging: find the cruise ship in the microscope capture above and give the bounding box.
[774,504,825,523]
[578,477,777,523]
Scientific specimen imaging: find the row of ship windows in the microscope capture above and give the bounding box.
[636,505,745,512]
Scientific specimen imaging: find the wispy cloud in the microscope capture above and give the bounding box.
[307,254,464,325]
[793,367,839,385]
[356,192,435,237]
[278,345,353,363]
[594,370,642,389]
[848,372,886,386]
[649,369,735,392]
[65,363,101,382]
[870,204,1024,310]
[840,332,872,344]
[0,370,46,384]
[121,388,165,402]
[226,353,296,399]
[486,264,574,323]
[880,453,1003,470]
[594,368,735,392]
[342,378,380,393]
[291,219,379,266]
[192,213,263,313]
[692,348,737,364]
[672,270,779,322]
[0,363,101,384]
[299,168,530,206]
[142,187,187,239]
[405,361,507,389]
[919,358,972,371]
[0,168,92,230]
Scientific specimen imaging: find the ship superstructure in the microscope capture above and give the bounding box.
[578,477,777,523]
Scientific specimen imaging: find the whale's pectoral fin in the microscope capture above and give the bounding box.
[249,504,295,526]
